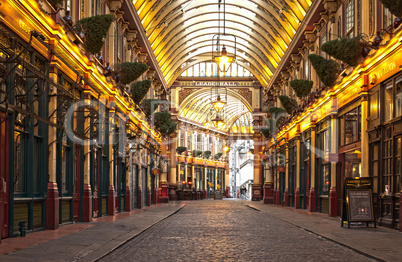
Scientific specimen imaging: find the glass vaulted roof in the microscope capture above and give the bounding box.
[133,0,312,133]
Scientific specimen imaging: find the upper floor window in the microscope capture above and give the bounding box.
[346,0,355,37]
[304,58,309,80]
[383,7,393,28]
[181,62,253,77]
[339,106,361,146]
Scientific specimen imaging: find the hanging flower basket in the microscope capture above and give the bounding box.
[204,151,212,159]
[289,79,314,98]
[193,150,203,157]
[214,153,223,160]
[260,127,271,139]
[278,95,298,115]
[130,79,152,105]
[158,119,177,137]
[141,99,162,117]
[76,14,114,55]
[267,107,287,118]
[47,0,63,9]
[379,0,402,18]
[177,146,187,155]
[321,36,364,67]
[308,54,339,88]
[115,62,149,85]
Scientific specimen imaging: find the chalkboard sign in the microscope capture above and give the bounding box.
[214,190,223,200]
[341,177,376,228]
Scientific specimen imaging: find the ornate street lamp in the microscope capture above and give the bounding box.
[214,45,235,73]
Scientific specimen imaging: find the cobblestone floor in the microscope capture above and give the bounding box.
[101,200,375,262]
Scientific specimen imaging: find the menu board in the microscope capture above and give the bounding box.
[214,190,223,200]
[347,190,373,221]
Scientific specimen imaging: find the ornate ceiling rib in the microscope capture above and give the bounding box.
[133,0,312,87]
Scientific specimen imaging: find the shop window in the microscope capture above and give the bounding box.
[383,140,392,194]
[340,106,361,146]
[304,58,309,80]
[395,77,402,117]
[384,81,393,121]
[369,90,379,119]
[370,143,379,193]
[346,0,355,37]
[14,131,24,194]
[322,165,330,195]
[395,138,401,195]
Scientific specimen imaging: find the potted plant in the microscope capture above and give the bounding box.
[76,14,114,55]
[130,79,152,105]
[308,54,339,88]
[289,79,314,98]
[321,36,364,67]
[115,62,149,85]
[260,127,271,139]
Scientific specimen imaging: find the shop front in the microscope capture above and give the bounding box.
[368,71,402,229]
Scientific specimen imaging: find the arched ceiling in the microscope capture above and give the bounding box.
[133,0,313,87]
[178,88,252,132]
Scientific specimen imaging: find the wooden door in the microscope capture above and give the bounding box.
[73,145,80,220]
[92,149,100,217]
[0,114,9,239]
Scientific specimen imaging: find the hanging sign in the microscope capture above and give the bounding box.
[341,177,376,228]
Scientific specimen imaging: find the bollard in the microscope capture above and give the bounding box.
[18,221,27,237]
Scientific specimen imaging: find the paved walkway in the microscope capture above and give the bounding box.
[1,200,401,261]
[0,203,185,262]
[248,202,402,262]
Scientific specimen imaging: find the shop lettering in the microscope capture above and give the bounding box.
[193,81,238,87]
[19,20,32,35]
[370,62,396,85]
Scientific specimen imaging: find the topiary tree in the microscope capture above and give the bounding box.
[204,151,212,159]
[267,107,287,118]
[76,14,114,55]
[193,150,203,157]
[130,79,152,105]
[115,62,149,85]
[141,99,162,117]
[321,36,364,66]
[380,0,402,18]
[279,95,298,115]
[308,54,339,88]
[177,146,187,154]
[289,79,314,98]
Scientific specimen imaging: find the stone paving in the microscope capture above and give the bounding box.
[101,200,375,262]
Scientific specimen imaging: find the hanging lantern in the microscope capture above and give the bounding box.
[203,119,213,129]
[212,94,226,112]
[214,45,234,72]
[212,114,224,129]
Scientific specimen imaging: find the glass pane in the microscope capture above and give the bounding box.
[345,108,359,144]
[369,91,379,118]
[14,132,24,193]
[395,77,402,117]
[385,82,393,121]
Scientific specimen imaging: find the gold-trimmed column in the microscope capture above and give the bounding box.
[284,139,290,206]
[168,133,178,200]
[308,119,317,212]
[295,130,301,209]
[252,131,262,201]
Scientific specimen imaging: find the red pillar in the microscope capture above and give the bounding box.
[263,183,274,204]
[308,187,316,212]
[82,184,92,222]
[46,182,59,230]
[147,188,151,206]
[125,186,131,211]
[329,187,337,217]
[295,188,301,209]
[159,183,169,203]
[108,185,115,215]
